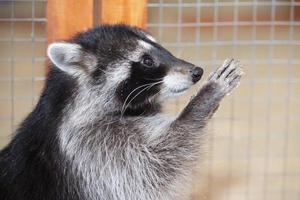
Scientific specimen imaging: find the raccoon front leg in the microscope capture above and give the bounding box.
[149,59,243,172]
[175,58,243,131]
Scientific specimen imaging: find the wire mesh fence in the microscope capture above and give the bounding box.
[0,0,299,200]
[147,0,300,200]
[0,0,47,147]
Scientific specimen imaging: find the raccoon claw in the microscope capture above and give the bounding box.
[207,59,243,96]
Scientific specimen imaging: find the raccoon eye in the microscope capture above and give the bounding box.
[142,56,154,67]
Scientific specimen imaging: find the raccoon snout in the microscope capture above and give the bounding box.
[189,67,203,83]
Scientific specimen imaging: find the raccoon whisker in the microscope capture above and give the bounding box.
[143,77,164,81]
[121,81,163,118]
[120,82,160,116]
[121,85,153,119]
[150,90,161,100]
[120,84,155,118]
[139,90,161,117]
[147,81,164,92]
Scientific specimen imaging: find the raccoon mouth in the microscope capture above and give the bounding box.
[169,87,189,94]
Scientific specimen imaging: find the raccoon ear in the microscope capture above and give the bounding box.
[47,43,85,74]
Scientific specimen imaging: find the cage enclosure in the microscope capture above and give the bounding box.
[0,0,299,200]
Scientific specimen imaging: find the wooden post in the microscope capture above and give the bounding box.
[99,0,147,28]
[47,0,146,43]
[47,0,94,43]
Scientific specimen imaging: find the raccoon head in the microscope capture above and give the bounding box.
[47,24,203,116]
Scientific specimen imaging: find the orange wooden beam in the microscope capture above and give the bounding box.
[47,0,147,41]
[99,0,147,28]
[47,0,94,43]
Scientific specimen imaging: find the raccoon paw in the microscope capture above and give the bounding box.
[207,58,243,96]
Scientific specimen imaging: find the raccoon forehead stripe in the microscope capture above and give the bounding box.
[138,40,153,50]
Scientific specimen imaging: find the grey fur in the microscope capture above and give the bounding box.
[55,54,243,200]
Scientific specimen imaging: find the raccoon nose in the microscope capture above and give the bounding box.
[190,67,203,83]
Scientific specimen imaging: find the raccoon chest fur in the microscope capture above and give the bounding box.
[59,104,187,200]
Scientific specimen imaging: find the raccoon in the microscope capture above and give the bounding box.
[0,24,243,200]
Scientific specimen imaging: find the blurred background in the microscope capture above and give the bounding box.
[0,0,299,200]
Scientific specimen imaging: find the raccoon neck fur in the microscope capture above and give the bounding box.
[58,77,174,200]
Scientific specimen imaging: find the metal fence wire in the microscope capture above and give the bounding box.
[0,0,299,200]
[0,0,47,147]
